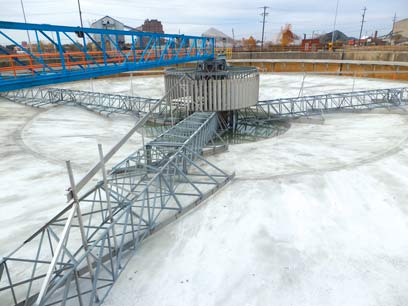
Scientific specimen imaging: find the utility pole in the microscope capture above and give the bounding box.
[77,0,84,28]
[20,0,32,52]
[331,0,340,46]
[232,28,235,50]
[259,6,269,51]
[358,7,367,46]
[391,13,397,45]
[77,0,86,56]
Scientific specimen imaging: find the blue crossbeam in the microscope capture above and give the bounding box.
[0,21,215,91]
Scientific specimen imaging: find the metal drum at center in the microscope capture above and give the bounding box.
[165,58,259,112]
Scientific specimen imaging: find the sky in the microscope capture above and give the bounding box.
[0,0,407,42]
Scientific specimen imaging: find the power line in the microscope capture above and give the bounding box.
[259,6,269,50]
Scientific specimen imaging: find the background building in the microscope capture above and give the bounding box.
[140,19,164,34]
[91,16,125,47]
[136,19,165,47]
[202,27,234,48]
[392,18,408,44]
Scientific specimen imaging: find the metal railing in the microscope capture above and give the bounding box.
[239,87,408,120]
[0,87,191,123]
[0,75,233,306]
[0,21,215,91]
[1,87,159,116]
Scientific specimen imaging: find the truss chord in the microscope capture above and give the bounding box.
[0,109,232,306]
[0,21,215,91]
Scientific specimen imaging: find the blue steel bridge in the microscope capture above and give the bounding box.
[0,21,215,91]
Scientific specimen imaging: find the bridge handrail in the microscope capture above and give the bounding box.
[258,87,408,104]
[0,21,211,40]
[0,21,215,91]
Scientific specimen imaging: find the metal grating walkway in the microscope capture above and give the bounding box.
[239,87,408,121]
[0,97,232,306]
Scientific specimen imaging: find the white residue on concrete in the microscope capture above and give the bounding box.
[0,74,408,305]
[104,110,408,306]
[0,101,144,253]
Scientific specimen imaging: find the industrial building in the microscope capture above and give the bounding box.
[392,18,408,44]
[139,19,164,34]
[202,27,234,48]
[90,16,165,49]
[91,16,125,46]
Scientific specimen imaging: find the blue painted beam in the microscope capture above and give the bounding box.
[0,57,207,91]
[0,21,210,41]
[0,21,215,91]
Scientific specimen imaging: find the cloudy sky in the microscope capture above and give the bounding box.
[0,0,407,40]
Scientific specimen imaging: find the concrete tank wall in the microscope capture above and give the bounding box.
[226,60,408,81]
[231,51,408,62]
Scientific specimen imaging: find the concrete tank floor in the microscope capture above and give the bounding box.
[0,102,144,254]
[103,110,408,306]
[1,74,408,305]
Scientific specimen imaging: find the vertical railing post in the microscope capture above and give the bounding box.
[97,144,118,277]
[34,30,45,74]
[28,56,34,75]
[56,31,66,72]
[101,34,107,66]
[131,35,136,63]
[82,31,88,68]
[66,161,100,303]
[154,36,158,60]
[35,190,77,304]
[130,73,134,96]
[9,56,16,77]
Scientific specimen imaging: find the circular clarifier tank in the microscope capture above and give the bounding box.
[1,73,408,306]
[57,72,408,143]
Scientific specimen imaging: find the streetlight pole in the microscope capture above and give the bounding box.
[20,0,33,52]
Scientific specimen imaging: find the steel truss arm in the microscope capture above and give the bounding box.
[0,110,232,306]
[240,87,408,120]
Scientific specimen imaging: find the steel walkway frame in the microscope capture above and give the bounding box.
[2,87,408,123]
[1,87,159,116]
[0,84,232,306]
[3,87,408,127]
[0,21,215,91]
[0,87,408,126]
[0,87,192,122]
[239,87,408,120]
